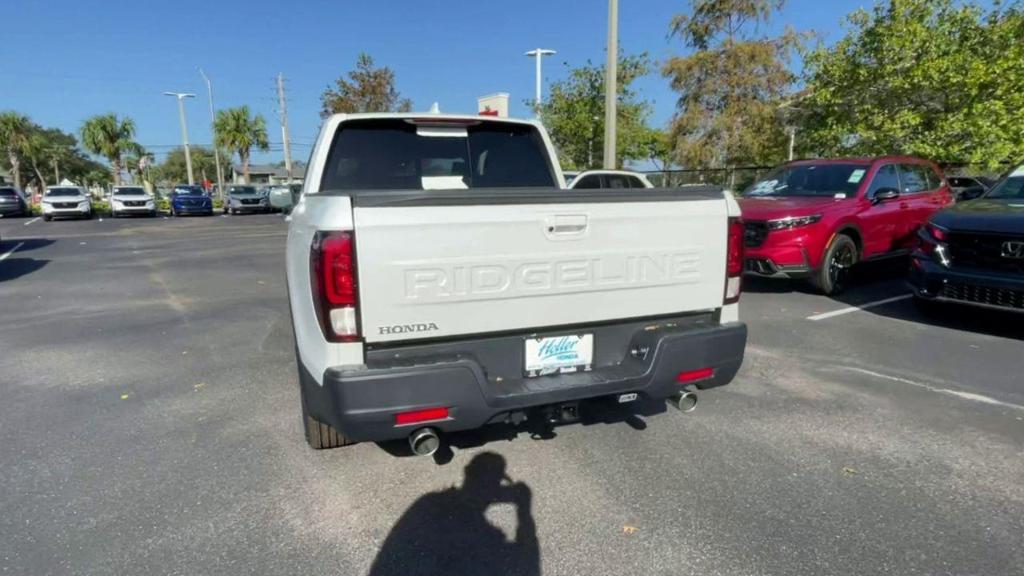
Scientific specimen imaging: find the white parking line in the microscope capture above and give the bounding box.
[0,241,25,262]
[838,366,1024,412]
[24,217,40,226]
[807,294,913,321]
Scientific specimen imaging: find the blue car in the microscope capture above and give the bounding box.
[170,185,214,217]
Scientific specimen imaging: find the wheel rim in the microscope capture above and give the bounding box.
[829,244,855,290]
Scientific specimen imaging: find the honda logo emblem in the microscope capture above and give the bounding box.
[1002,240,1024,259]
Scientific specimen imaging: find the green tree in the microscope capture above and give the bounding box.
[21,128,66,190]
[663,0,801,169]
[320,53,414,117]
[152,146,221,185]
[800,0,1024,168]
[214,106,269,184]
[0,112,32,189]
[539,54,654,170]
[124,148,155,187]
[80,113,139,186]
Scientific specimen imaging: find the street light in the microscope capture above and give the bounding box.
[603,0,618,169]
[197,69,225,199]
[163,91,197,185]
[524,48,556,117]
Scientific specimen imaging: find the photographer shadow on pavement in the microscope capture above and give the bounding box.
[367,452,540,576]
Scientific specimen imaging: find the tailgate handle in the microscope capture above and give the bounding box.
[548,214,588,235]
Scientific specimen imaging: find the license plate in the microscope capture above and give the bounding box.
[524,334,593,377]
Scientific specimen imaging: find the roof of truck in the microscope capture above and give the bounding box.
[326,112,540,127]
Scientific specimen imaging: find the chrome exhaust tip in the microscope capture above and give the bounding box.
[667,392,698,413]
[408,427,441,457]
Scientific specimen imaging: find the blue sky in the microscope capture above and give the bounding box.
[4,0,886,165]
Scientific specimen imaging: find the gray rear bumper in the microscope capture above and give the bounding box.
[299,316,747,442]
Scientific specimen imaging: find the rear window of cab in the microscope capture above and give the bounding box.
[320,119,558,191]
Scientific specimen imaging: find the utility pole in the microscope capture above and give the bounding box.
[276,73,293,184]
[603,0,618,169]
[788,127,797,161]
[164,92,197,185]
[53,158,60,183]
[524,49,556,118]
[198,69,226,199]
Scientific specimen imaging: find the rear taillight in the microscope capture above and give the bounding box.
[725,217,743,304]
[312,231,360,342]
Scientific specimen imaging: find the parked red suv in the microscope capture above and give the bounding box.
[739,157,954,294]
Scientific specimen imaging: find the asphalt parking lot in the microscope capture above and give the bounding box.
[1,214,1022,576]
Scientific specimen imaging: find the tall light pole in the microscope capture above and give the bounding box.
[164,92,197,185]
[197,69,225,198]
[603,0,618,169]
[524,48,556,117]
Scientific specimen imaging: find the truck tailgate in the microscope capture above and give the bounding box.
[354,194,729,343]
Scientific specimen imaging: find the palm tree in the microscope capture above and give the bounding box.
[124,147,154,187]
[22,131,53,190]
[214,106,269,184]
[80,113,138,186]
[0,111,32,189]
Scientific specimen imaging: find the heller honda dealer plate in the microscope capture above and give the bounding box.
[524,334,594,377]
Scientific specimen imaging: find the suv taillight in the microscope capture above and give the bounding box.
[312,231,360,342]
[725,217,743,304]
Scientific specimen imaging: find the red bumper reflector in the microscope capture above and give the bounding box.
[676,367,715,383]
[395,407,449,426]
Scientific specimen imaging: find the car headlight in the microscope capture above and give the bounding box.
[767,214,823,231]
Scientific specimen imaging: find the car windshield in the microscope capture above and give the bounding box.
[744,164,868,197]
[114,188,146,196]
[985,167,1024,199]
[230,187,257,194]
[321,118,557,190]
[174,186,206,196]
[46,188,81,197]
[0,188,17,197]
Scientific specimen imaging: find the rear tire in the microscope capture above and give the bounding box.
[304,414,355,450]
[297,360,355,450]
[812,234,858,295]
[43,214,52,222]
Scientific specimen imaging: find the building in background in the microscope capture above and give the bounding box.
[230,162,306,185]
[477,93,510,117]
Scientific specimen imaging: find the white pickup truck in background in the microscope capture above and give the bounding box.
[286,112,747,455]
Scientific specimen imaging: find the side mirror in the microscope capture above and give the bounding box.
[872,188,900,204]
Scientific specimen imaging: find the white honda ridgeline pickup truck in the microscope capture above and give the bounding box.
[286,113,747,455]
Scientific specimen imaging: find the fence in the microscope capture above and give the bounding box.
[640,167,775,192]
